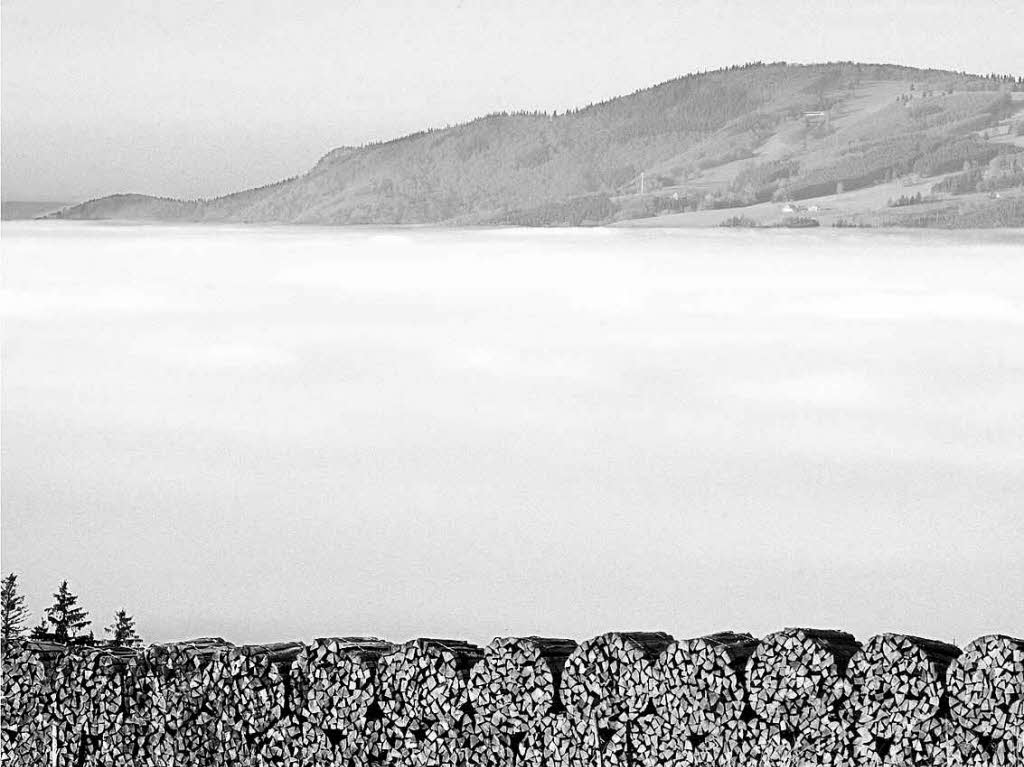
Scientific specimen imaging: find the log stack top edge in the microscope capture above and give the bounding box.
[744,627,863,731]
[467,636,579,733]
[405,637,485,670]
[779,626,863,672]
[945,633,1024,740]
[239,641,306,665]
[605,631,676,661]
[651,632,757,735]
[856,632,962,668]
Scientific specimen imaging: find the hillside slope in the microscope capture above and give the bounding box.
[49,62,1024,226]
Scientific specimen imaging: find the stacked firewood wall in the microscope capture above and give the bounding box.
[3,628,1021,766]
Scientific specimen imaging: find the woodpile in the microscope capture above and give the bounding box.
[290,637,393,729]
[92,721,140,767]
[745,627,861,731]
[0,725,50,767]
[652,631,758,737]
[256,716,337,767]
[516,712,598,767]
[851,715,991,766]
[4,626,1024,767]
[382,722,450,767]
[790,715,855,767]
[47,645,137,766]
[718,714,792,767]
[994,734,1024,767]
[456,713,513,767]
[1,643,55,767]
[946,634,1024,741]
[208,642,303,742]
[468,636,577,734]
[848,633,960,740]
[376,639,483,732]
[130,637,233,767]
[603,712,725,767]
[387,714,511,767]
[130,637,231,731]
[375,638,483,765]
[289,636,393,765]
[561,631,673,734]
[1,644,50,733]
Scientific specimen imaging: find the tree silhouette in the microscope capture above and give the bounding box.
[44,580,89,641]
[1,573,30,647]
[105,609,142,648]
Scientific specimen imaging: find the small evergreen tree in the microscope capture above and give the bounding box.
[45,580,89,641]
[30,617,50,640]
[1,573,31,647]
[105,609,142,647]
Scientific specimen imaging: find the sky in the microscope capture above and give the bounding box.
[2,0,1023,202]
[3,223,1023,646]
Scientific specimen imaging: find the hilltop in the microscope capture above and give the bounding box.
[48,62,1024,227]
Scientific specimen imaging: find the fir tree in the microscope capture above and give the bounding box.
[30,616,50,640]
[1,573,31,647]
[105,609,142,647]
[44,580,89,641]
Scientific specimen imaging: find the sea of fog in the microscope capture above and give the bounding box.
[2,221,1022,645]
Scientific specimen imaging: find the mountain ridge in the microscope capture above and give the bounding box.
[48,61,1024,227]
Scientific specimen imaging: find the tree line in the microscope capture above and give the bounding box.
[0,573,141,650]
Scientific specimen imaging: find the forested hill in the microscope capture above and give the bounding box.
[50,62,1024,226]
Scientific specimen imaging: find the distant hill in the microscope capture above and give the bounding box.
[49,62,1024,227]
[3,201,71,220]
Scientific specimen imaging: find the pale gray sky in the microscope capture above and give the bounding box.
[2,0,1022,202]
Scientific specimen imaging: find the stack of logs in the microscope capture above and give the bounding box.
[375,638,484,766]
[288,636,394,765]
[1,642,59,766]
[2,628,1022,767]
[130,636,232,767]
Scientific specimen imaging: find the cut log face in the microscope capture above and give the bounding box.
[603,712,724,767]
[561,631,674,731]
[517,712,599,767]
[128,637,232,742]
[209,719,260,767]
[848,633,961,739]
[51,647,136,738]
[946,634,1024,740]
[852,715,993,767]
[719,714,793,767]
[1,646,50,730]
[993,732,1023,767]
[791,714,855,767]
[376,638,484,733]
[289,637,394,730]
[652,631,758,736]
[1,726,50,767]
[468,636,577,734]
[206,643,303,742]
[745,627,861,731]
[93,721,140,767]
[457,714,514,767]
[380,718,499,767]
[256,716,339,767]
[404,712,514,767]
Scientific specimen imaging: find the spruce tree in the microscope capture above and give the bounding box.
[1,573,30,647]
[30,617,50,640]
[45,580,89,641]
[105,609,142,647]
